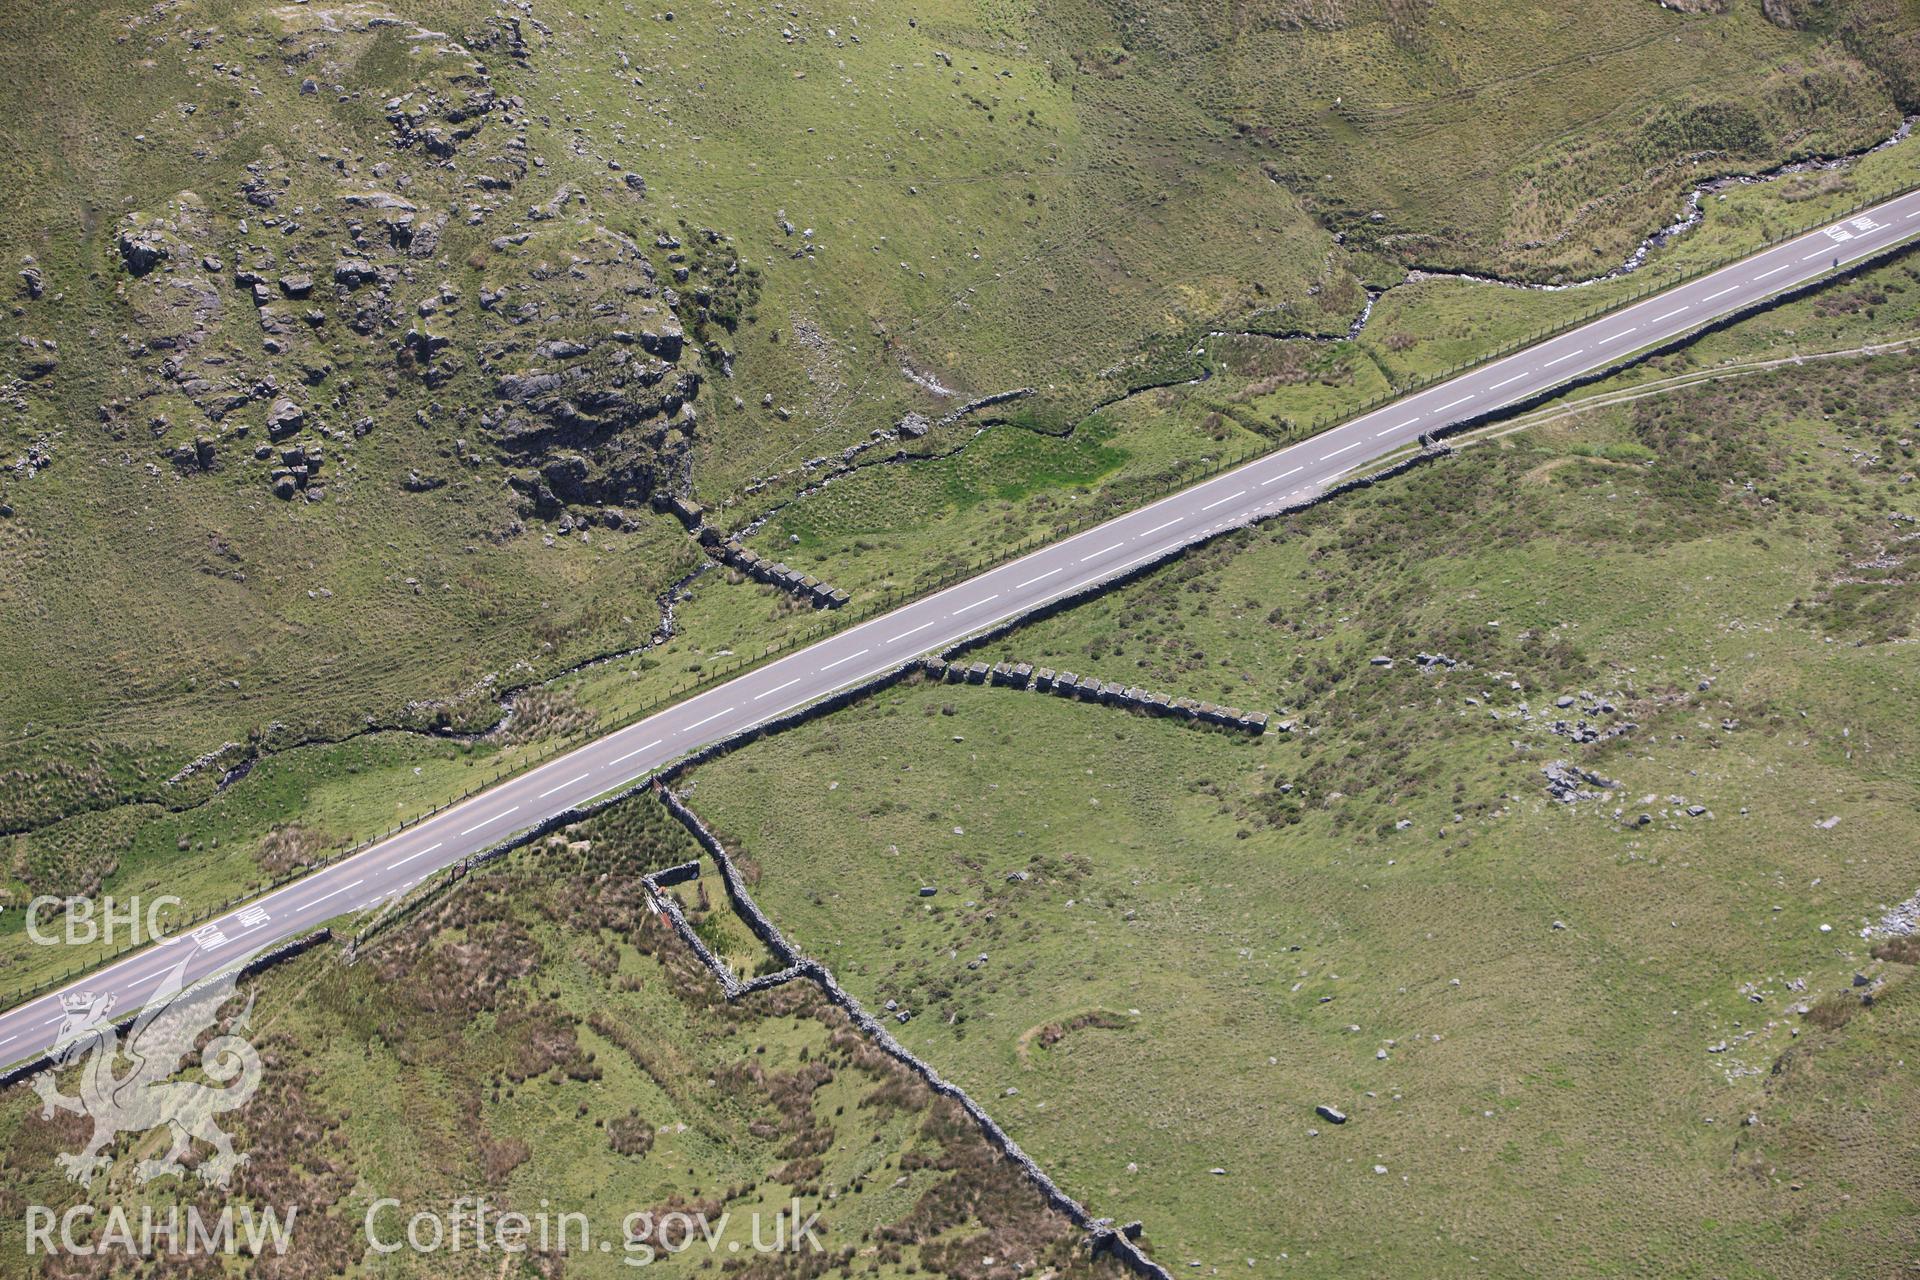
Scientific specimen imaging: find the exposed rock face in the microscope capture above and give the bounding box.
[116,226,170,276]
[45,3,752,520]
[265,397,306,439]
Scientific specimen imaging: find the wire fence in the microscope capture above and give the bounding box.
[8,175,1917,1011]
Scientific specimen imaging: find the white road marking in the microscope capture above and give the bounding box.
[820,648,869,671]
[1434,395,1472,413]
[460,808,518,836]
[1320,441,1361,459]
[392,841,443,867]
[754,678,802,701]
[1260,466,1304,487]
[1199,491,1245,512]
[1139,517,1184,537]
[0,1035,14,1047]
[684,707,734,731]
[1014,567,1062,589]
[951,594,998,614]
[888,621,936,643]
[1803,250,1830,261]
[1393,416,1422,430]
[1543,349,1581,366]
[1488,373,1526,390]
[1754,263,1790,279]
[1650,307,1688,323]
[310,879,364,907]
[537,775,588,800]
[1701,285,1739,302]
[608,738,663,765]
[1079,543,1125,562]
[1603,327,1637,342]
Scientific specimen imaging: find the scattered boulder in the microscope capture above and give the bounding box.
[264,397,305,439]
[116,226,169,276]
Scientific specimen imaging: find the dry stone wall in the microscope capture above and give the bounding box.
[920,657,1269,734]
[647,786,1173,1280]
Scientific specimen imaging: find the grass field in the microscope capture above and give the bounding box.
[0,811,1124,1277]
[3,0,1917,923]
[684,346,1920,1273]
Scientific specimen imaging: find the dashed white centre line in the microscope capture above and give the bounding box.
[537,775,588,800]
[1488,373,1526,390]
[1139,517,1184,537]
[0,1035,15,1047]
[1701,285,1739,302]
[888,621,936,643]
[608,738,663,766]
[459,808,518,837]
[1199,491,1245,512]
[1014,567,1062,589]
[310,879,364,907]
[1754,263,1790,280]
[820,648,869,672]
[753,678,802,701]
[1650,307,1688,323]
[1603,326,1637,343]
[1543,349,1581,366]
[684,707,734,731]
[1803,250,1831,261]
[951,594,998,615]
[392,841,443,867]
[1260,465,1304,487]
[1320,441,1361,460]
[1078,544,1125,562]
[1434,395,1473,413]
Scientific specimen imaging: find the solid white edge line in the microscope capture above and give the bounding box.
[820,648,869,671]
[753,678,802,701]
[392,841,443,867]
[608,738,663,765]
[537,775,588,800]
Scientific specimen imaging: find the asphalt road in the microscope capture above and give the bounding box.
[5,191,1918,1073]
